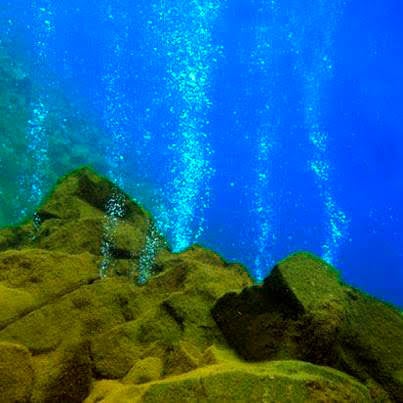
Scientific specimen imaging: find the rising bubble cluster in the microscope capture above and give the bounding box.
[148,0,225,252]
[19,1,54,221]
[99,2,131,277]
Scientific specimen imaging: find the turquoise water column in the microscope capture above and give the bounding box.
[150,0,224,252]
[299,1,350,265]
[20,1,53,224]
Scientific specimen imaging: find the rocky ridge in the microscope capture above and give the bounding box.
[0,168,401,402]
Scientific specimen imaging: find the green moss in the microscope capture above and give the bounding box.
[163,341,201,376]
[86,358,371,403]
[31,338,92,403]
[266,251,345,312]
[123,357,163,384]
[0,342,34,403]
[0,284,36,326]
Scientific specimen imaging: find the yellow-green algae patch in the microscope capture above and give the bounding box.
[0,342,34,402]
[85,347,371,403]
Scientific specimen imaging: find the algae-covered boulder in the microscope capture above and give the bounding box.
[0,167,167,274]
[212,252,403,402]
[90,245,252,379]
[34,167,167,261]
[0,249,99,332]
[123,357,163,384]
[85,345,372,403]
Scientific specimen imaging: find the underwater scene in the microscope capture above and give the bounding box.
[0,1,402,402]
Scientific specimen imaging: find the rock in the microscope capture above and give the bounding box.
[0,249,99,331]
[0,167,168,280]
[36,167,136,221]
[163,341,201,376]
[90,246,252,379]
[0,225,33,252]
[0,168,399,402]
[0,284,36,327]
[212,252,403,402]
[0,342,34,403]
[85,350,372,402]
[0,169,252,400]
[34,167,166,261]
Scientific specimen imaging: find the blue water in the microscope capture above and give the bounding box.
[1,0,402,307]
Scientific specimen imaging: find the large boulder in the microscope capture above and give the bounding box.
[212,252,403,402]
[0,167,168,280]
[90,245,252,379]
[34,167,167,261]
[85,346,372,402]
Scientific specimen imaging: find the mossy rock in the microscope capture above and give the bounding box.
[36,167,146,222]
[35,218,104,255]
[86,245,252,380]
[0,225,34,252]
[85,357,371,402]
[1,167,399,402]
[0,167,167,270]
[0,342,34,403]
[0,249,99,331]
[213,252,403,401]
[163,341,201,376]
[0,277,141,354]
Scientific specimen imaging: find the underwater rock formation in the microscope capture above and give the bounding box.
[0,44,109,225]
[0,167,167,277]
[0,168,401,402]
[212,253,403,402]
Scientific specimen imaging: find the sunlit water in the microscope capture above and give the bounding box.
[0,0,402,307]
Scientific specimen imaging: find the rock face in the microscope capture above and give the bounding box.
[212,252,403,402]
[0,45,110,226]
[0,168,399,402]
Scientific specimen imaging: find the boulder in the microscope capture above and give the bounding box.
[0,249,99,331]
[90,245,252,379]
[85,346,371,402]
[212,252,403,402]
[0,167,168,279]
[34,168,167,263]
